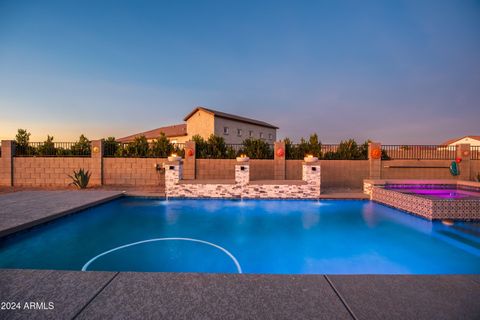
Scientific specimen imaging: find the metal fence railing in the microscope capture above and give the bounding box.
[103,142,185,158]
[382,145,456,160]
[285,144,357,160]
[471,146,480,160]
[196,143,274,159]
[14,142,91,157]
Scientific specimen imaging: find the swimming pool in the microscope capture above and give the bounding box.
[0,198,479,274]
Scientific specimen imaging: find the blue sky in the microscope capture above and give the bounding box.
[0,0,479,143]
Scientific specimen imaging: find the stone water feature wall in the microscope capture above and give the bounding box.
[165,160,321,199]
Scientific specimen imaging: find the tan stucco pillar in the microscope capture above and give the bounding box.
[0,140,14,186]
[90,140,103,186]
[274,141,286,180]
[183,141,196,180]
[456,144,471,181]
[368,142,382,179]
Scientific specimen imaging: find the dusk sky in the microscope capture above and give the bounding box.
[0,0,479,143]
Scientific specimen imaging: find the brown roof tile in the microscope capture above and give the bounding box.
[440,135,480,146]
[117,124,187,142]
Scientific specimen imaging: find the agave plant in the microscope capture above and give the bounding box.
[68,168,91,189]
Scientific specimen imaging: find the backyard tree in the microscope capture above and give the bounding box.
[15,129,31,148]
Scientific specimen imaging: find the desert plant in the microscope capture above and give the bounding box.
[68,168,91,189]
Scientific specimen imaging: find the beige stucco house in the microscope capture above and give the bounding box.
[441,136,480,147]
[118,106,278,144]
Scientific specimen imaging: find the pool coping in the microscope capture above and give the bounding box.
[0,191,124,238]
[0,269,479,319]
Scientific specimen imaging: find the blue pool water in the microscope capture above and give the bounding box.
[0,198,479,274]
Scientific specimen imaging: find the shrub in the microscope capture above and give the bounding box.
[284,135,388,160]
[104,137,119,157]
[71,134,91,156]
[242,138,273,159]
[192,135,208,158]
[206,135,228,159]
[68,168,91,189]
[336,139,362,159]
[193,134,230,159]
[151,133,174,157]
[285,134,322,159]
[37,135,56,156]
[126,135,149,157]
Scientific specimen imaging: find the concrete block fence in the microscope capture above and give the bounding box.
[0,140,479,189]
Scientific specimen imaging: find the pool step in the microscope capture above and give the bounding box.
[451,225,480,238]
[438,229,480,251]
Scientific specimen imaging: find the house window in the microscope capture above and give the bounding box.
[223,127,229,135]
[268,133,273,140]
[249,130,253,137]
[237,129,242,137]
[259,132,264,139]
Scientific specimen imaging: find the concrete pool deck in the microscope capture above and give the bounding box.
[0,190,123,237]
[0,269,479,319]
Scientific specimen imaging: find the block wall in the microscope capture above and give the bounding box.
[381,160,456,180]
[471,160,480,181]
[103,158,166,186]
[13,158,93,187]
[195,159,236,180]
[249,160,275,180]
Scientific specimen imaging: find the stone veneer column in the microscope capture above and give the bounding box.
[456,144,471,181]
[274,141,286,180]
[90,140,103,186]
[302,161,321,188]
[183,141,196,180]
[368,142,382,179]
[235,162,249,186]
[165,160,183,195]
[0,140,14,187]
